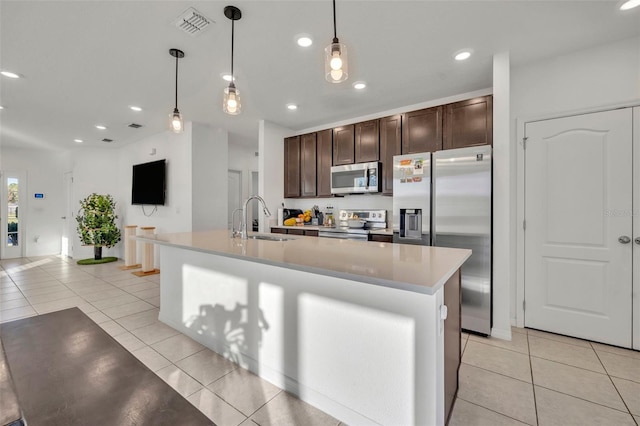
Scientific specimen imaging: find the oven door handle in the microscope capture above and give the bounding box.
[318,232,368,241]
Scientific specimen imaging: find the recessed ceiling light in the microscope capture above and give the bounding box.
[221,73,235,82]
[620,0,640,10]
[0,106,4,110]
[74,139,84,143]
[353,81,367,90]
[129,106,142,112]
[287,104,298,110]
[95,124,107,130]
[1,70,21,79]
[296,36,313,47]
[454,50,472,61]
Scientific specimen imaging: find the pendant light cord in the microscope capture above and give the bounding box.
[174,55,179,109]
[332,0,337,41]
[230,19,235,82]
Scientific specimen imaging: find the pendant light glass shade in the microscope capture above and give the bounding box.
[224,6,242,115]
[169,48,185,133]
[325,40,348,83]
[223,83,241,115]
[170,108,184,133]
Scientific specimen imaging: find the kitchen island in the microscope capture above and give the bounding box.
[137,229,470,425]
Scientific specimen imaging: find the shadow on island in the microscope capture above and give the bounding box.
[185,302,270,369]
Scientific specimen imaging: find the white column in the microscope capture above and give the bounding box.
[492,51,513,340]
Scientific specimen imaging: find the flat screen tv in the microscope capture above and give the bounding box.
[131,159,166,205]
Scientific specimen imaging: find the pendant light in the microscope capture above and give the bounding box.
[325,0,348,83]
[223,6,242,115]
[169,48,185,133]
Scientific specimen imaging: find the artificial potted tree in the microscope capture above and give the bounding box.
[76,193,121,263]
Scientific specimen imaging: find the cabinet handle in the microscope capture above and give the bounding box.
[618,236,631,244]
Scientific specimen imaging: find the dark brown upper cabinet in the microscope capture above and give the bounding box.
[355,119,379,163]
[402,106,443,154]
[443,95,493,150]
[300,133,317,198]
[284,136,301,198]
[379,115,402,195]
[332,124,355,166]
[316,129,333,197]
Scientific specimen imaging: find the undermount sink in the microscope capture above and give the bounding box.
[248,235,293,242]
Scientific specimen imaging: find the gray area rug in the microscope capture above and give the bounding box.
[0,308,214,426]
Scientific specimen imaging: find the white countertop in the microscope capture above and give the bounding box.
[137,229,471,295]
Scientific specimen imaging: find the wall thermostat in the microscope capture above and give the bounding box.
[34,193,45,199]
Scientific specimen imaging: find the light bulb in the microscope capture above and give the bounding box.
[325,41,348,83]
[170,109,183,133]
[330,52,343,70]
[223,84,241,115]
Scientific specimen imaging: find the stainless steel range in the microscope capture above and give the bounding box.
[318,209,387,241]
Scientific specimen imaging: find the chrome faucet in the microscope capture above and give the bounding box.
[240,195,271,239]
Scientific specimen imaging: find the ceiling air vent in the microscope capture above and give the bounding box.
[173,7,212,36]
[128,123,143,129]
[102,138,113,143]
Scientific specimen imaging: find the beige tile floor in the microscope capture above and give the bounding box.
[2,255,640,426]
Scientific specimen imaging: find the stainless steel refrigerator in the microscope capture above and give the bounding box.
[393,146,492,335]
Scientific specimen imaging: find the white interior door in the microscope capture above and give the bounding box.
[634,107,640,351]
[228,170,242,230]
[1,171,26,259]
[524,108,633,348]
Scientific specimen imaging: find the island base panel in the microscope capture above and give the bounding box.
[158,245,450,426]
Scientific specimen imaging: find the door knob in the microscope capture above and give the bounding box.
[618,236,631,244]
[635,237,640,245]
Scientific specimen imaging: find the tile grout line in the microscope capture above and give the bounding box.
[468,337,530,355]
[461,361,534,385]
[528,353,609,376]
[527,332,540,426]
[534,383,633,415]
[591,341,637,420]
[457,397,537,426]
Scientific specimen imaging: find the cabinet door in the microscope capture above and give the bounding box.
[284,136,300,198]
[443,95,493,150]
[379,115,402,195]
[300,133,317,197]
[355,120,379,163]
[317,129,333,197]
[402,106,442,154]
[333,125,355,165]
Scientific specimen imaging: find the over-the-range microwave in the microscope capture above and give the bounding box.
[330,162,381,194]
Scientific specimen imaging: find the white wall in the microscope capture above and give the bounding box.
[192,123,228,231]
[228,143,259,202]
[512,36,640,120]
[259,120,292,231]
[70,147,121,260]
[118,123,193,267]
[0,147,71,257]
[511,36,640,325]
